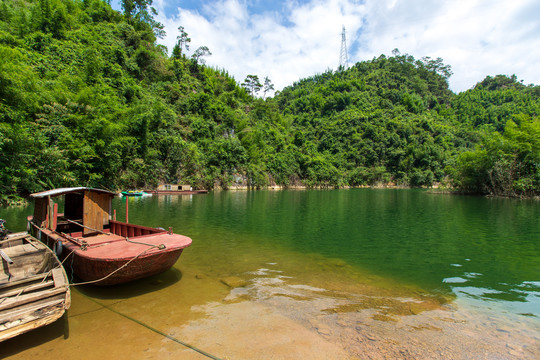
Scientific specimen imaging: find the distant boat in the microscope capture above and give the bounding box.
[121,190,146,196]
[0,232,71,342]
[151,184,208,195]
[27,187,192,286]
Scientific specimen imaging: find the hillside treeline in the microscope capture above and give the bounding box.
[0,0,538,204]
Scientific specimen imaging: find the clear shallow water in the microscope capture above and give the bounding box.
[112,189,539,317]
[1,189,539,359]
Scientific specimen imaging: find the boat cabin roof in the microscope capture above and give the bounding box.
[31,187,116,198]
[31,188,116,236]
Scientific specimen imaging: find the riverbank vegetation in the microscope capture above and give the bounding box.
[1,0,538,204]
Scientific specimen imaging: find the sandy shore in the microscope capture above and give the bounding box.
[1,253,538,359]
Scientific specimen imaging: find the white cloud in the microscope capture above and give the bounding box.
[153,0,540,93]
[356,0,540,91]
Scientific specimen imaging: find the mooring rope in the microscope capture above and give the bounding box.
[2,232,221,359]
[64,245,158,286]
[125,236,166,250]
[78,292,224,360]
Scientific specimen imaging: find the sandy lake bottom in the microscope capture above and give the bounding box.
[1,249,538,360]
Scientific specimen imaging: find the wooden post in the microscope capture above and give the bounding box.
[113,209,116,221]
[125,196,129,224]
[52,203,58,231]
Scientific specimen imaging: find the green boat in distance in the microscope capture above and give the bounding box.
[121,190,147,197]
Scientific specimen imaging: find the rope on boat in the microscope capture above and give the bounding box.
[1,234,222,360]
[126,236,166,250]
[78,292,224,360]
[64,245,159,286]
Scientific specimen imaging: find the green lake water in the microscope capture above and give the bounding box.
[1,189,539,359]
[118,189,539,317]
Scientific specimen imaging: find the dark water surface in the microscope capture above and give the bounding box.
[1,189,539,359]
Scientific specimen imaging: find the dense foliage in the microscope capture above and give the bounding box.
[448,76,540,196]
[275,63,539,195]
[0,0,538,204]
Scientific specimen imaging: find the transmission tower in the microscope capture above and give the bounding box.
[339,25,349,70]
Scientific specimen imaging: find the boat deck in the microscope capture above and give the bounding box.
[60,231,192,259]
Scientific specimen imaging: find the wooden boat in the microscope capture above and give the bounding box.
[27,187,192,286]
[152,184,208,195]
[149,189,208,195]
[0,232,71,342]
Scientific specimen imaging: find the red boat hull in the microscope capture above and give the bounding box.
[28,219,191,286]
[70,247,185,285]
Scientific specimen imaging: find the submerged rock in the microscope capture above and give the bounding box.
[220,276,248,288]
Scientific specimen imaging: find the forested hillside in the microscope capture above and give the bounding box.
[275,59,539,196]
[1,0,538,204]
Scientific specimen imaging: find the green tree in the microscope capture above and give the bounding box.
[121,0,164,38]
[172,25,190,59]
[191,45,211,65]
[449,116,539,196]
[242,75,262,96]
[263,76,274,99]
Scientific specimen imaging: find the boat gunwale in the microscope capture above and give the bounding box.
[34,223,192,261]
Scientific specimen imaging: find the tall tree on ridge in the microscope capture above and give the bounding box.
[242,75,262,96]
[172,26,191,59]
[263,76,274,99]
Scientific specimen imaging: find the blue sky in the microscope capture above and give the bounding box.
[157,0,298,15]
[110,0,540,94]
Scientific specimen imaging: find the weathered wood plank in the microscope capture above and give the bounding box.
[0,287,66,312]
[0,273,50,291]
[1,247,47,259]
[0,250,13,264]
[0,297,64,325]
[0,308,65,342]
[83,190,112,236]
[0,280,54,299]
[0,234,29,245]
[52,268,67,289]
[0,231,70,342]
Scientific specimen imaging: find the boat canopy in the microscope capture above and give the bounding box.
[31,188,116,236]
[31,187,116,198]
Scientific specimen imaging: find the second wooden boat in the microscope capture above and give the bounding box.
[0,232,71,342]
